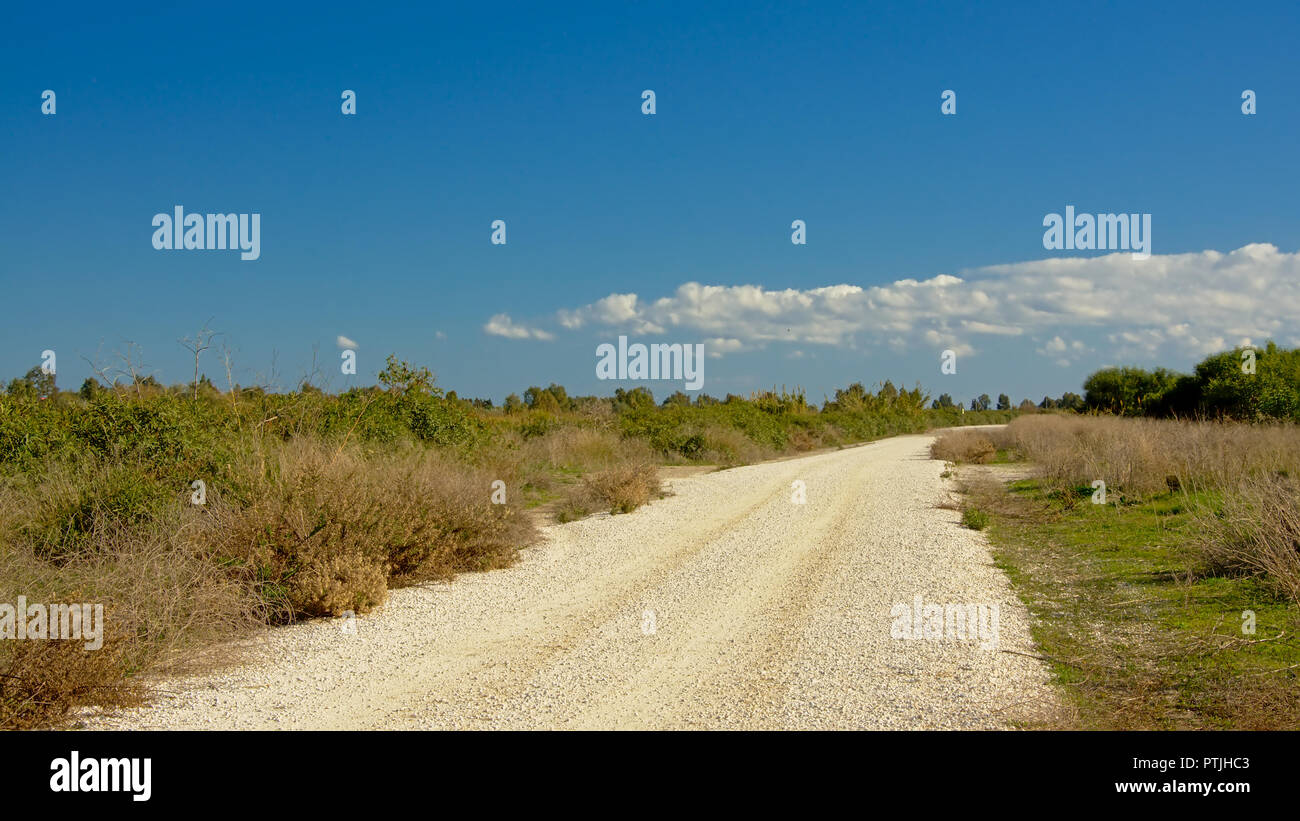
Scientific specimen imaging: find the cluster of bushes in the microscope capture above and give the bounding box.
[1082,342,1300,421]
[0,434,537,727]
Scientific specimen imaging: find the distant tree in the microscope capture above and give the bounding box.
[7,366,55,399]
[1058,392,1085,412]
[932,393,956,410]
[1017,398,1037,412]
[877,380,899,402]
[523,386,560,413]
[1083,366,1181,416]
[613,387,655,411]
[503,393,524,413]
[827,382,870,411]
[900,383,930,411]
[378,355,438,397]
[974,394,991,411]
[662,391,692,407]
[79,377,106,400]
[996,393,1011,411]
[546,383,571,411]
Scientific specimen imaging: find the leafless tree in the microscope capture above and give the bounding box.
[116,341,155,397]
[80,341,118,390]
[178,319,222,400]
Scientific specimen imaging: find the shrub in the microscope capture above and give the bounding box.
[576,463,662,515]
[930,431,996,464]
[203,439,536,618]
[961,507,989,530]
[1191,474,1300,604]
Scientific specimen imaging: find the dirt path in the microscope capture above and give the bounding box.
[84,432,1058,730]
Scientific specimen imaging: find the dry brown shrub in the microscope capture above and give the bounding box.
[0,636,141,730]
[0,489,266,728]
[579,463,662,514]
[930,430,996,463]
[1191,473,1300,603]
[1006,414,1300,498]
[0,434,542,727]
[786,427,820,453]
[204,438,538,617]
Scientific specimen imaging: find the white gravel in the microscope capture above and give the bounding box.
[81,432,1059,730]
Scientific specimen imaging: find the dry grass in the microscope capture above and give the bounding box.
[1191,473,1300,604]
[202,438,538,617]
[581,463,663,514]
[930,430,996,464]
[1000,413,1300,605]
[493,426,665,521]
[0,476,268,728]
[0,436,539,727]
[554,462,664,522]
[1006,414,1300,498]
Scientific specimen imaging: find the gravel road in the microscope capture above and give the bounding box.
[84,432,1058,730]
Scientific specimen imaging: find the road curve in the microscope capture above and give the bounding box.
[85,432,1058,730]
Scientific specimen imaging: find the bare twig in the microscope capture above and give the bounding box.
[178,319,221,400]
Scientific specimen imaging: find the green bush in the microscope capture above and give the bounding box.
[1082,342,1300,422]
[962,507,989,530]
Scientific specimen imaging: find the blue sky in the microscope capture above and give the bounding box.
[3,1,1298,404]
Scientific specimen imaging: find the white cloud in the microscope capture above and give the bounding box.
[963,321,1023,336]
[537,244,1300,362]
[483,314,555,341]
[1036,335,1091,366]
[923,329,976,358]
[559,293,664,334]
[336,335,358,349]
[704,337,747,358]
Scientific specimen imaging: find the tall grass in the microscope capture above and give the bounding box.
[996,414,1300,603]
[1005,414,1300,497]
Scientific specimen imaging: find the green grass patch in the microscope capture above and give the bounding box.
[978,477,1300,729]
